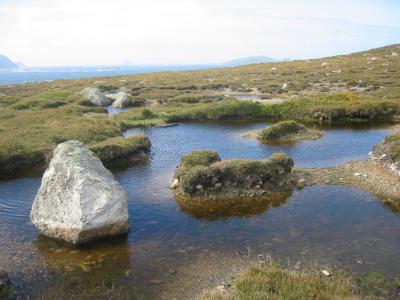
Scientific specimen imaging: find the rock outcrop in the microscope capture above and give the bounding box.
[30,140,129,244]
[172,151,294,198]
[109,92,132,108]
[80,87,113,106]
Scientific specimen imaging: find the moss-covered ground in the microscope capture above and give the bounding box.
[1,44,400,174]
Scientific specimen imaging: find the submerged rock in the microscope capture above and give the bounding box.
[80,87,113,106]
[30,140,129,244]
[109,92,132,108]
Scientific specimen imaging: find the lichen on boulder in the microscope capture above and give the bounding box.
[172,151,294,197]
[30,140,129,244]
[80,87,113,106]
[258,120,321,143]
[108,92,133,108]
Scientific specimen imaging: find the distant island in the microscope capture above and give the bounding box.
[0,54,19,70]
[221,55,290,67]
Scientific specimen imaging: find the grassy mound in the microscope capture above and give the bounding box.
[0,141,46,177]
[382,134,400,160]
[199,262,361,300]
[259,120,306,141]
[176,152,294,195]
[89,133,151,165]
[181,150,221,169]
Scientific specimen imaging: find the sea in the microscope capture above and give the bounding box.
[0,65,216,85]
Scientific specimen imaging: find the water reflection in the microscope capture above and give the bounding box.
[35,235,133,298]
[106,105,130,115]
[36,235,131,277]
[0,123,399,299]
[176,192,292,220]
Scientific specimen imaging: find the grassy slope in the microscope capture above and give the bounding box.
[0,44,400,174]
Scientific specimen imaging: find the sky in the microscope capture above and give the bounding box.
[0,0,399,66]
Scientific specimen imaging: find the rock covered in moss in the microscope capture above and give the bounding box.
[31,140,129,244]
[80,87,113,106]
[172,151,294,196]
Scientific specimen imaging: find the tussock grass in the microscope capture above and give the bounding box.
[382,133,400,160]
[181,150,221,169]
[199,262,363,300]
[259,120,306,141]
[177,152,293,194]
[89,133,151,164]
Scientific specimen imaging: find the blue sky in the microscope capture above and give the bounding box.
[0,0,399,66]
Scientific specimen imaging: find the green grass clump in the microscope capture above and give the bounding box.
[171,93,223,104]
[385,136,400,160]
[0,140,46,176]
[178,152,293,194]
[89,133,151,164]
[166,100,265,122]
[259,120,306,141]
[181,150,221,169]
[199,262,362,300]
[262,94,400,123]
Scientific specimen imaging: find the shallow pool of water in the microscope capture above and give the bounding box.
[0,122,398,299]
[106,105,130,115]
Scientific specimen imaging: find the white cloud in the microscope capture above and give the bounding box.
[0,0,399,66]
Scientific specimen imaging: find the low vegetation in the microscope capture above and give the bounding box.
[258,120,321,143]
[382,134,400,160]
[89,133,151,165]
[0,44,400,175]
[181,150,221,169]
[259,120,306,140]
[175,151,294,195]
[199,262,362,300]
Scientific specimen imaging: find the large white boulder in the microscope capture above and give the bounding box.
[30,140,129,244]
[109,92,132,108]
[80,87,113,106]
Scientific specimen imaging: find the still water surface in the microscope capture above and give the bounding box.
[0,122,398,299]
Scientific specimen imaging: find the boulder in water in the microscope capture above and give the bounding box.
[30,140,129,244]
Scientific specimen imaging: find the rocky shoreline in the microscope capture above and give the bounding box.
[294,159,400,210]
